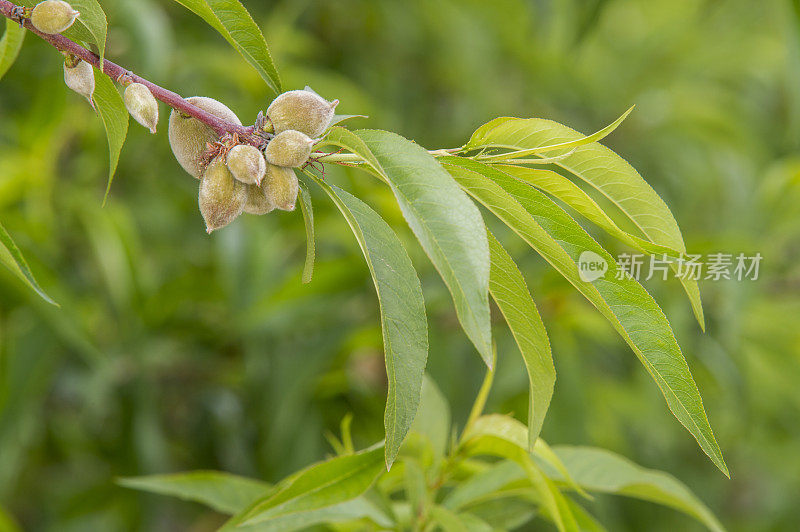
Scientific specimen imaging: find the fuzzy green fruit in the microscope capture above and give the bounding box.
[227,144,266,185]
[198,156,247,233]
[31,0,79,34]
[168,96,241,178]
[243,184,275,215]
[265,130,314,168]
[63,59,94,109]
[124,83,159,134]
[262,164,299,211]
[265,89,337,137]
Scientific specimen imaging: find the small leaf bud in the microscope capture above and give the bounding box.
[226,144,266,185]
[31,0,79,34]
[243,184,275,215]
[63,59,95,110]
[265,89,338,138]
[124,83,159,134]
[264,130,314,168]
[262,164,299,211]
[198,156,247,233]
[168,96,241,178]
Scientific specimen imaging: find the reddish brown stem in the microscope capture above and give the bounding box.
[0,0,258,142]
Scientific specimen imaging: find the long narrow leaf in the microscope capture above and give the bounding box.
[464,117,705,329]
[240,445,385,526]
[171,0,281,94]
[487,231,554,446]
[0,221,57,305]
[498,166,683,258]
[442,158,727,476]
[320,128,493,367]
[552,446,724,532]
[92,72,128,203]
[117,471,270,515]
[310,175,428,469]
[297,178,315,283]
[0,19,25,80]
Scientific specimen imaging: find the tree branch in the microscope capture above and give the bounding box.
[0,0,259,143]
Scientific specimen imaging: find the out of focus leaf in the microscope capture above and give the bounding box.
[430,505,493,532]
[0,19,25,81]
[443,158,728,477]
[442,460,525,510]
[117,471,270,515]
[0,221,57,305]
[226,497,394,531]
[461,415,579,532]
[320,128,493,367]
[240,444,385,526]
[487,231,554,445]
[171,0,281,94]
[92,72,128,203]
[410,375,451,460]
[553,446,724,532]
[312,176,428,469]
[464,116,705,329]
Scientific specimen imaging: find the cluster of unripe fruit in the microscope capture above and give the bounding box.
[169,90,337,232]
[28,1,339,233]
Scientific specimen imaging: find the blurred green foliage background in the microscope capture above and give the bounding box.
[1,0,799,530]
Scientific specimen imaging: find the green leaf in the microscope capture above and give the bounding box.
[443,158,728,476]
[430,505,494,532]
[0,221,57,305]
[488,231,555,446]
[442,461,526,511]
[308,174,428,470]
[69,0,108,68]
[117,471,269,515]
[461,416,579,532]
[464,116,705,330]
[475,106,634,160]
[171,0,281,94]
[229,497,394,531]
[498,166,683,258]
[410,375,451,460]
[320,128,493,367]
[240,444,385,526]
[297,178,315,283]
[92,72,128,203]
[0,19,25,81]
[552,446,725,532]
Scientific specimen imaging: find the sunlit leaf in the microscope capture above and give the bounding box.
[460,415,579,532]
[309,175,428,470]
[552,446,724,532]
[0,19,25,80]
[171,0,281,94]
[117,471,269,515]
[498,166,683,258]
[465,116,705,329]
[474,106,634,160]
[410,375,451,460]
[240,444,385,526]
[443,158,728,476]
[92,72,128,203]
[0,221,57,305]
[320,128,493,367]
[488,231,554,445]
[430,505,494,532]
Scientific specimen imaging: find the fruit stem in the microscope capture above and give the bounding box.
[0,0,257,143]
